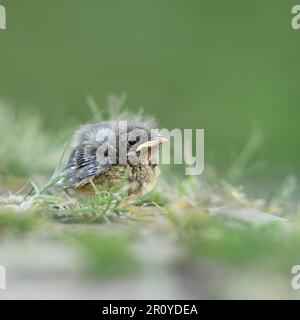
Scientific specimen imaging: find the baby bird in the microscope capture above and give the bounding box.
[60,114,167,202]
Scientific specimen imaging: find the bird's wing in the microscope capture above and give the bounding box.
[60,144,109,188]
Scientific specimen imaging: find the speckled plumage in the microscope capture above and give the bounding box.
[60,114,165,201]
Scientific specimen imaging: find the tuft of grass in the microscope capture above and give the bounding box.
[0,102,61,179]
[173,213,300,273]
[0,210,44,237]
[86,93,127,122]
[134,189,170,207]
[66,233,138,277]
[264,176,298,216]
[52,187,128,224]
[86,95,103,122]
[226,129,263,184]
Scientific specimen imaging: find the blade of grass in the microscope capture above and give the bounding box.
[226,129,263,183]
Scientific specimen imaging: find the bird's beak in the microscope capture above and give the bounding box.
[136,137,168,152]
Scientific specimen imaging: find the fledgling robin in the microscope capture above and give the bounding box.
[59,114,168,202]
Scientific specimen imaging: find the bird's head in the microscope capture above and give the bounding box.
[117,114,168,165]
[126,128,168,165]
[71,113,168,167]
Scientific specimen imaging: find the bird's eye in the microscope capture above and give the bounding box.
[128,136,140,146]
[128,140,136,146]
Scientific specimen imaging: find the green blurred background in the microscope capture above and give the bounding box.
[0,0,299,187]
